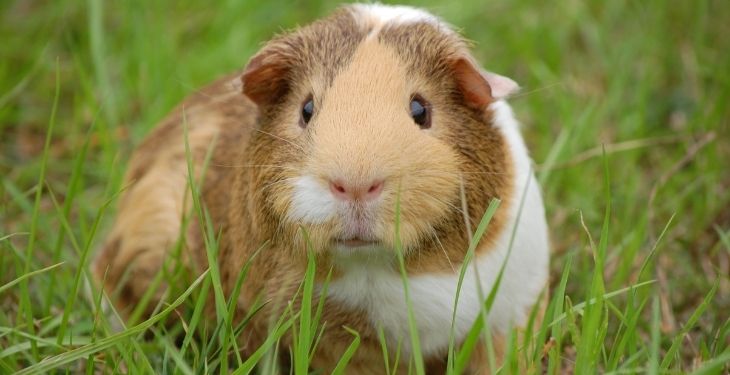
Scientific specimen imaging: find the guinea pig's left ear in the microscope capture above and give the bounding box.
[449,57,519,109]
[240,44,294,106]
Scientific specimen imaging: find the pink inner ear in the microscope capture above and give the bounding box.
[481,71,519,100]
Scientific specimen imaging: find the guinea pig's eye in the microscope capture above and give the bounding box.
[410,95,431,129]
[300,96,314,127]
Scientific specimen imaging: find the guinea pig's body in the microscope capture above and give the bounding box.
[93,4,549,373]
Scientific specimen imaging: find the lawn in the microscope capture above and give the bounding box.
[1,0,728,373]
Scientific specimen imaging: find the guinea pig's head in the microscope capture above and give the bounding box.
[239,4,518,265]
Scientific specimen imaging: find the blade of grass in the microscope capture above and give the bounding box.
[56,188,121,345]
[377,326,392,375]
[88,0,117,125]
[547,255,572,375]
[16,270,209,375]
[606,296,649,370]
[648,294,661,375]
[294,230,316,375]
[689,350,730,375]
[2,179,34,215]
[393,187,425,375]
[0,262,64,296]
[308,267,333,362]
[574,148,610,372]
[182,113,227,327]
[17,57,61,361]
[158,332,195,375]
[331,326,361,375]
[715,226,730,252]
[446,198,500,372]
[44,115,98,314]
[219,243,266,368]
[548,280,655,326]
[231,310,298,375]
[660,280,718,370]
[454,170,535,374]
[180,275,211,358]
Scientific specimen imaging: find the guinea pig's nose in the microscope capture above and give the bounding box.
[329,179,384,202]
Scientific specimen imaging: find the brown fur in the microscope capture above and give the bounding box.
[93,5,538,373]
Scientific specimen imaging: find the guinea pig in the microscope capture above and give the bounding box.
[92,3,550,373]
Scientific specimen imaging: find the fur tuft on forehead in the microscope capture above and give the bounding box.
[347,3,462,59]
[350,3,440,25]
[347,3,451,37]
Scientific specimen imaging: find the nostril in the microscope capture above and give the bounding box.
[329,180,348,198]
[366,180,384,197]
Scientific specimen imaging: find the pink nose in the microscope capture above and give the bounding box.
[329,179,384,202]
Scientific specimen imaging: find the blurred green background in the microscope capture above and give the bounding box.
[1,0,728,372]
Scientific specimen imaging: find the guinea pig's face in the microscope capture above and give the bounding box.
[242,5,513,260]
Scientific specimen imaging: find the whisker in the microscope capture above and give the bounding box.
[509,82,565,100]
[252,128,305,152]
[457,171,511,176]
[211,163,299,171]
[426,224,455,272]
[415,190,464,216]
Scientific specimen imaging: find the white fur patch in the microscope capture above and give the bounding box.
[325,101,550,357]
[349,3,448,39]
[288,175,337,224]
[352,3,438,25]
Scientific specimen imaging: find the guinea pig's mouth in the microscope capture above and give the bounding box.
[335,236,379,248]
[333,233,383,252]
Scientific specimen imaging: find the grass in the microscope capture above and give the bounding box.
[1,0,729,373]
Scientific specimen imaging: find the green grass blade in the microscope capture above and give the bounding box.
[454,169,535,374]
[689,350,730,375]
[15,270,209,375]
[660,280,718,370]
[393,187,425,375]
[446,198,500,372]
[44,116,97,314]
[232,312,298,375]
[377,326,392,375]
[0,262,64,296]
[548,280,656,327]
[547,255,572,375]
[17,58,61,361]
[56,190,119,345]
[648,295,661,375]
[294,231,316,375]
[574,149,611,372]
[331,326,361,375]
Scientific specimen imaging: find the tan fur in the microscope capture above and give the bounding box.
[92,77,251,314]
[93,4,544,373]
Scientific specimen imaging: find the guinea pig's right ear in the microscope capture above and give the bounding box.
[449,57,519,109]
[240,44,293,106]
